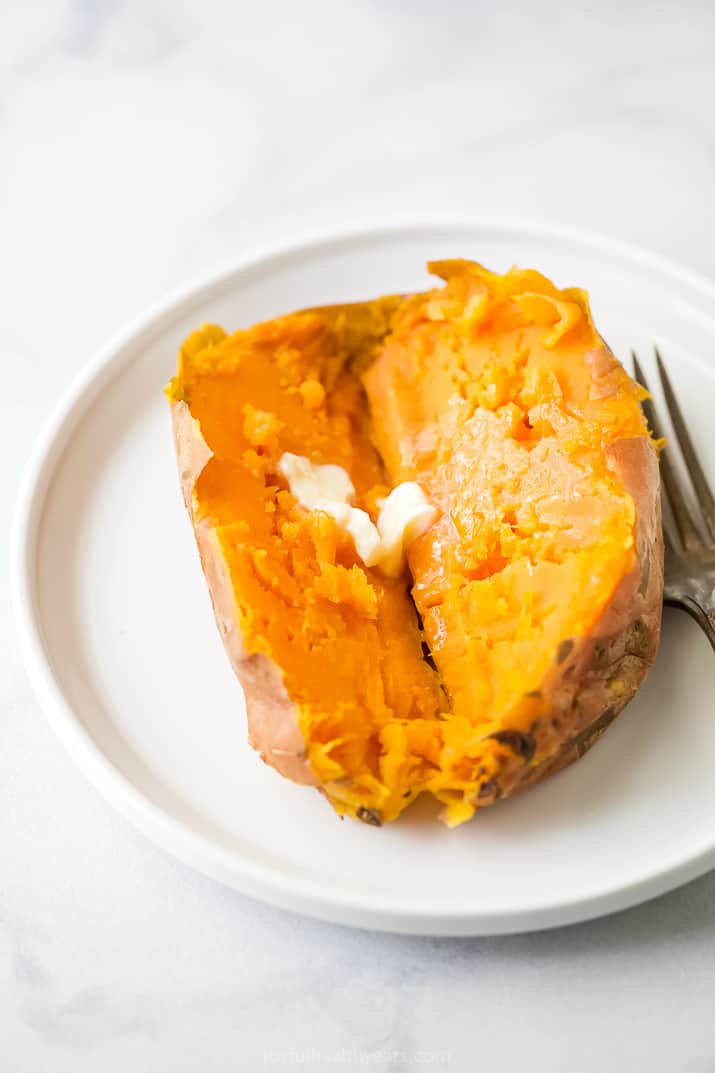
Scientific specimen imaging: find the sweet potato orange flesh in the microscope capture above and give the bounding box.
[362,261,657,821]
[167,303,449,821]
[168,261,661,826]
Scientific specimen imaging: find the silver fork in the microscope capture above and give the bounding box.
[632,348,715,653]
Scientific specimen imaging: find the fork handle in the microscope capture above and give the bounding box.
[665,596,715,653]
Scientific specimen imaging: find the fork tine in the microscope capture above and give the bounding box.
[661,502,679,557]
[655,347,715,543]
[632,352,703,551]
[632,352,665,439]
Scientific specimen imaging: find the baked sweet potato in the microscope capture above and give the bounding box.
[166,261,663,826]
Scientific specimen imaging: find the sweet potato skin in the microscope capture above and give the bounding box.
[171,400,318,787]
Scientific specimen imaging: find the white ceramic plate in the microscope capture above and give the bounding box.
[13,219,715,935]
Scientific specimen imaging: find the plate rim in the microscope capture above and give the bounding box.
[12,214,715,935]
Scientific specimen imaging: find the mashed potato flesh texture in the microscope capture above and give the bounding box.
[168,302,448,823]
[363,261,648,818]
[170,263,649,826]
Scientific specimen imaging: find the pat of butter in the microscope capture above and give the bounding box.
[374,482,439,577]
[278,453,437,577]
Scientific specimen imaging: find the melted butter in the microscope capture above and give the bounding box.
[278,453,437,577]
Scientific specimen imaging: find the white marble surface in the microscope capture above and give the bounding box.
[3,1,715,1069]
